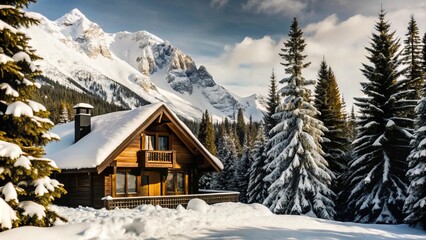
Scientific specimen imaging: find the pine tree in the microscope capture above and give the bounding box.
[212,123,238,191]
[236,108,246,147]
[401,15,423,119]
[347,106,358,141]
[58,102,69,124]
[313,59,349,193]
[263,18,335,219]
[0,1,65,230]
[247,125,268,204]
[198,110,216,189]
[236,144,253,203]
[198,110,216,155]
[264,69,280,135]
[404,90,426,229]
[342,9,411,224]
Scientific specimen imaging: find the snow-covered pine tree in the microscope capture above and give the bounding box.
[346,106,358,141]
[314,59,349,179]
[212,121,238,191]
[264,69,280,135]
[236,143,254,203]
[0,1,66,230]
[403,26,426,230]
[401,15,423,119]
[404,89,426,229]
[263,18,335,219]
[58,103,69,124]
[247,125,268,204]
[342,9,412,224]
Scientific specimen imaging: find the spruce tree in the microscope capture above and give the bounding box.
[404,89,426,229]
[247,125,268,204]
[342,9,411,224]
[212,122,238,191]
[198,110,216,155]
[0,1,65,229]
[236,108,246,147]
[263,18,335,219]
[401,15,423,116]
[347,106,358,141]
[313,59,349,192]
[236,144,253,203]
[264,69,280,135]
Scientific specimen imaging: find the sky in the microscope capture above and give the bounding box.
[28,0,426,110]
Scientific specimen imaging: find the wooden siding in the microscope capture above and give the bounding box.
[115,137,140,164]
[54,172,104,208]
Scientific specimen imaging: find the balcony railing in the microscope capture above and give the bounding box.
[140,150,175,168]
[103,190,240,209]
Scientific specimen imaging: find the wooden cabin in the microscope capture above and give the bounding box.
[45,103,238,209]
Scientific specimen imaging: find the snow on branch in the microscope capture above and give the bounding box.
[0,197,17,229]
[0,140,22,159]
[5,101,33,117]
[0,83,19,97]
[18,201,46,220]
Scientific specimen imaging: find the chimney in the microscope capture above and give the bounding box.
[73,103,93,142]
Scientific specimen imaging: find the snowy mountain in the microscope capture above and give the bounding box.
[24,9,266,121]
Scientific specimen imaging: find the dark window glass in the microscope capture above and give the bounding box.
[142,175,149,185]
[158,136,169,150]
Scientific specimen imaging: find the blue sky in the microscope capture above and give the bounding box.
[28,0,426,108]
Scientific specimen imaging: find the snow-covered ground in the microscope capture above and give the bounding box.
[0,199,425,240]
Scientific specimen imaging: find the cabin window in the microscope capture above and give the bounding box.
[166,171,186,195]
[115,170,137,196]
[144,135,156,150]
[158,136,169,150]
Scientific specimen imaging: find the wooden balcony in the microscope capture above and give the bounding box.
[103,190,240,209]
[140,150,175,168]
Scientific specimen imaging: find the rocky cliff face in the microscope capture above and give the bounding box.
[25,9,266,121]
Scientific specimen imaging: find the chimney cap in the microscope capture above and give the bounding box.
[73,103,94,109]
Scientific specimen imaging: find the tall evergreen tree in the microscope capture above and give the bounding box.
[264,69,280,135]
[404,88,426,229]
[342,9,411,224]
[198,110,216,155]
[236,108,246,147]
[401,15,423,116]
[0,0,65,229]
[347,106,358,141]
[247,125,268,204]
[263,18,335,219]
[314,59,349,181]
[236,144,254,203]
[212,124,238,191]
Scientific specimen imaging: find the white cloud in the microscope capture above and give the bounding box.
[210,0,229,9]
[243,0,307,16]
[197,7,426,113]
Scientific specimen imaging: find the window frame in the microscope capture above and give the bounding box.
[114,169,138,197]
[166,170,187,195]
[142,132,171,151]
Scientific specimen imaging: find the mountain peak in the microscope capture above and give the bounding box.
[56,8,91,26]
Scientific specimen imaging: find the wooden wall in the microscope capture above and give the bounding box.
[54,172,105,209]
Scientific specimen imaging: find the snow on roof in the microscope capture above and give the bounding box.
[45,103,223,170]
[73,103,93,109]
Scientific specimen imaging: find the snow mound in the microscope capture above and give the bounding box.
[186,198,209,213]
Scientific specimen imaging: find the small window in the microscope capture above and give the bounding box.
[158,136,169,150]
[166,171,186,195]
[116,172,126,194]
[115,170,137,196]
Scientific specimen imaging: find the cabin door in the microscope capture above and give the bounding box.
[141,171,162,196]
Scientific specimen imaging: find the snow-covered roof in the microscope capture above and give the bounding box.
[45,103,223,171]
